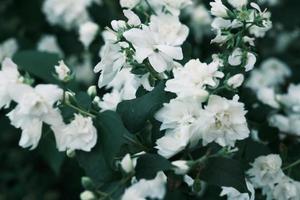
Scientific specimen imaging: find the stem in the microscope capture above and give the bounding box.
[283,159,300,171]
[65,102,96,118]
[145,63,164,81]
[145,0,157,15]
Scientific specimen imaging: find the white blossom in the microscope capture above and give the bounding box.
[220,180,255,200]
[227,74,244,89]
[122,172,167,200]
[57,114,97,152]
[210,0,229,18]
[278,84,300,112]
[42,0,92,30]
[55,60,71,81]
[272,177,299,200]
[0,58,21,109]
[201,95,250,147]
[257,87,280,108]
[228,0,248,9]
[0,38,18,62]
[172,160,190,175]
[120,0,140,9]
[37,35,63,56]
[165,59,224,102]
[120,154,137,174]
[247,154,284,188]
[123,14,189,73]
[228,48,256,71]
[7,84,63,149]
[80,190,96,200]
[79,21,99,49]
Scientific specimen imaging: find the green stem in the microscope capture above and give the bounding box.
[65,102,96,118]
[283,159,300,171]
[145,0,157,15]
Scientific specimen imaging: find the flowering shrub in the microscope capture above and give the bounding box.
[1,0,300,199]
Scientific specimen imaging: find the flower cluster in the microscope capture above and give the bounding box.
[247,154,300,200]
[0,58,97,152]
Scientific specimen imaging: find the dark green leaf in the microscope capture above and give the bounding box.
[135,154,173,180]
[117,82,173,133]
[200,157,248,193]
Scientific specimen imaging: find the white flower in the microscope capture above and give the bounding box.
[201,95,250,147]
[123,14,189,73]
[272,177,299,200]
[228,48,256,71]
[0,58,21,109]
[80,190,95,200]
[0,38,18,62]
[120,154,137,174]
[155,98,212,158]
[247,154,284,188]
[42,0,92,30]
[212,18,232,30]
[172,160,190,175]
[123,10,141,27]
[79,21,99,49]
[165,59,224,102]
[58,114,97,152]
[98,90,123,112]
[211,30,230,44]
[122,172,167,200]
[55,60,71,81]
[37,35,63,55]
[220,180,255,200]
[257,87,280,108]
[210,0,229,18]
[7,84,63,149]
[227,74,244,89]
[228,0,248,9]
[268,114,290,133]
[94,42,126,88]
[156,129,190,158]
[120,0,140,9]
[246,58,291,91]
[278,84,300,112]
[160,0,193,16]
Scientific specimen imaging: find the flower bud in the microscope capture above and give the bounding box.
[210,0,229,18]
[120,0,140,9]
[66,149,76,158]
[120,154,135,173]
[55,60,71,82]
[172,160,190,175]
[79,22,99,49]
[228,0,248,9]
[227,74,244,89]
[87,86,97,97]
[81,177,94,190]
[80,190,95,200]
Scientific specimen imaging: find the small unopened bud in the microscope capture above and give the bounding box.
[87,86,97,97]
[80,190,95,200]
[64,91,75,103]
[227,74,244,89]
[81,177,94,190]
[66,149,76,158]
[172,160,190,175]
[120,154,135,174]
[120,0,140,9]
[55,60,71,82]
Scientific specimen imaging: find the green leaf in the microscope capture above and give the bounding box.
[97,111,130,166]
[117,82,173,133]
[135,154,173,180]
[200,157,248,193]
[13,50,61,83]
[36,129,65,175]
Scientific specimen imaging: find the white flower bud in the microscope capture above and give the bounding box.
[210,0,229,18]
[172,160,190,175]
[55,60,70,81]
[120,0,140,9]
[80,190,95,200]
[228,0,248,9]
[227,74,244,88]
[79,22,99,49]
[120,154,135,173]
[87,86,97,97]
[66,149,76,158]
